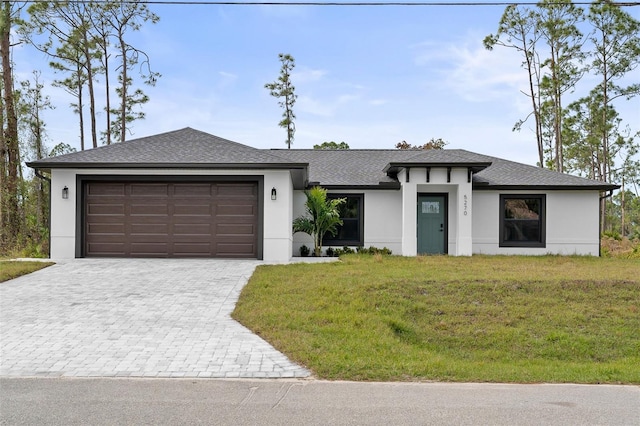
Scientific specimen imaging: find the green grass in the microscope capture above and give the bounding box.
[233,255,640,383]
[0,261,54,282]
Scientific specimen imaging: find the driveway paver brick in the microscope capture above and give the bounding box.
[0,259,310,378]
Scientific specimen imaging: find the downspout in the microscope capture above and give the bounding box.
[34,169,51,258]
[598,190,615,257]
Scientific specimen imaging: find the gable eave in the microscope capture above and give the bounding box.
[305,182,402,190]
[26,161,308,171]
[383,161,492,174]
[472,183,620,191]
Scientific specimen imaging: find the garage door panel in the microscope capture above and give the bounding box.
[129,242,169,255]
[217,218,256,229]
[87,216,126,225]
[217,204,256,216]
[216,243,256,256]
[88,183,126,196]
[173,223,212,235]
[174,184,212,197]
[173,204,211,216]
[87,242,126,255]
[173,243,213,255]
[216,183,256,196]
[130,204,169,216]
[173,216,215,226]
[85,181,259,258]
[87,203,125,215]
[130,184,169,197]
[130,223,170,234]
[87,223,125,235]
[216,223,254,236]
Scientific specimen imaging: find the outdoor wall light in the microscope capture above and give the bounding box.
[271,187,277,201]
[62,186,69,200]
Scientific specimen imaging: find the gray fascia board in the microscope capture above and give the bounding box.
[383,161,492,174]
[26,161,308,171]
[472,184,620,191]
[305,183,402,190]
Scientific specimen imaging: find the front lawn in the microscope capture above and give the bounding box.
[0,261,54,282]
[233,255,640,383]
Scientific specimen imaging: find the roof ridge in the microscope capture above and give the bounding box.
[269,148,475,152]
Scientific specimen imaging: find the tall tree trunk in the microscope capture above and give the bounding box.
[81,27,98,149]
[600,29,610,187]
[76,61,85,151]
[32,82,47,234]
[555,85,563,173]
[0,83,5,239]
[549,45,562,173]
[1,1,20,248]
[621,178,625,236]
[103,34,111,145]
[528,60,544,168]
[119,32,127,143]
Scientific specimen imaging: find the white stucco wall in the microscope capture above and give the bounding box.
[472,190,601,255]
[48,168,294,262]
[363,190,402,252]
[50,169,79,260]
[50,167,604,260]
[262,170,294,262]
[292,189,403,256]
[291,190,314,252]
[400,167,473,256]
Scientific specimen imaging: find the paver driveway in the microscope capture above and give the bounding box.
[0,259,310,378]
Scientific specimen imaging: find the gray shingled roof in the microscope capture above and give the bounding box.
[273,149,617,190]
[27,128,618,191]
[270,149,412,186]
[462,151,617,189]
[27,128,305,169]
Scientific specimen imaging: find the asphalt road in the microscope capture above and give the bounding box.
[1,378,638,425]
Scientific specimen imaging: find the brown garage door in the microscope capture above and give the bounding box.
[84,181,259,258]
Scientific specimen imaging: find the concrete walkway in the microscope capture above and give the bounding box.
[0,259,310,379]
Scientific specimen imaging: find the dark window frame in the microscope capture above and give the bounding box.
[499,194,546,248]
[323,193,364,247]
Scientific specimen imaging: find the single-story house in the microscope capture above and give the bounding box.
[27,127,619,261]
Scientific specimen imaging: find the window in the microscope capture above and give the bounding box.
[499,194,545,248]
[323,194,364,246]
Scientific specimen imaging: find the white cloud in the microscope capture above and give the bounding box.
[217,71,238,90]
[411,40,450,66]
[296,90,364,118]
[337,94,359,104]
[413,32,528,105]
[218,71,237,80]
[292,66,327,83]
[296,95,334,117]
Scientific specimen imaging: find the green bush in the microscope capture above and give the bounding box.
[602,230,622,240]
[324,245,394,257]
[357,246,393,256]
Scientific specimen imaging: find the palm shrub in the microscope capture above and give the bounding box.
[293,186,345,257]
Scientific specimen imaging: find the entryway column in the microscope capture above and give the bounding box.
[400,169,417,256]
[456,181,473,256]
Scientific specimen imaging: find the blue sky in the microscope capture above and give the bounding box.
[16,1,640,166]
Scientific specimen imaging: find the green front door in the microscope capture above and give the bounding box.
[417,194,447,255]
